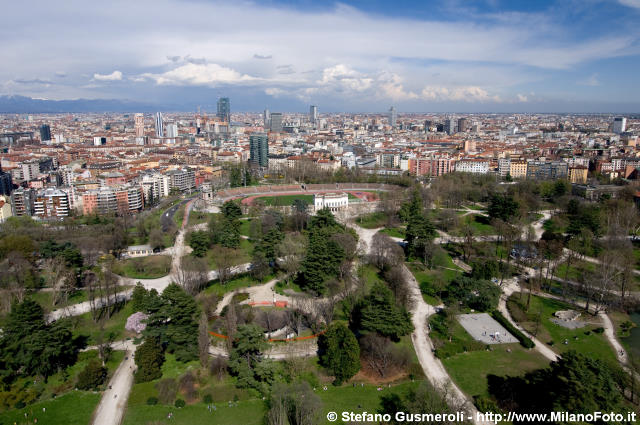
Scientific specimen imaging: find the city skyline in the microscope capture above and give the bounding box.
[2,0,640,113]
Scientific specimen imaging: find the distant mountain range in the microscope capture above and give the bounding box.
[0,95,163,113]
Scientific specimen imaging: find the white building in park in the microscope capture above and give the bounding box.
[314,192,348,212]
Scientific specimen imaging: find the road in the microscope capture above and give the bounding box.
[91,341,137,425]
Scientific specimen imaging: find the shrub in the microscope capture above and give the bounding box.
[202,394,213,404]
[76,359,107,390]
[146,397,158,405]
[175,398,186,408]
[156,378,177,404]
[593,327,605,334]
[490,311,535,349]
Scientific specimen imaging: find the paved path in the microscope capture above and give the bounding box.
[498,279,559,362]
[91,341,137,425]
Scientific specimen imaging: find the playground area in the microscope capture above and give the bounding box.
[457,313,519,344]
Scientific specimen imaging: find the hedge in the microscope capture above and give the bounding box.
[491,310,535,349]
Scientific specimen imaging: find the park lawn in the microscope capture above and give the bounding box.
[507,293,618,364]
[0,391,102,425]
[28,289,87,312]
[124,358,264,425]
[442,344,550,398]
[205,239,253,269]
[258,194,314,206]
[239,218,253,237]
[113,255,172,279]
[122,399,266,425]
[188,211,216,227]
[355,211,388,229]
[274,279,304,295]
[317,381,422,417]
[451,214,495,236]
[379,227,405,239]
[358,264,385,293]
[202,273,275,297]
[70,301,135,345]
[555,260,596,281]
[408,253,463,305]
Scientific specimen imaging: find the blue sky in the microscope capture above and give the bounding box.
[1,0,640,112]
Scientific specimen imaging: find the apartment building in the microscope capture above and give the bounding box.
[34,188,69,218]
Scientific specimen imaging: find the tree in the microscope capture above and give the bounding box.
[144,284,199,362]
[405,214,436,264]
[174,256,209,295]
[198,313,210,367]
[228,324,272,392]
[487,193,519,222]
[268,381,322,425]
[489,351,624,415]
[444,276,500,312]
[318,322,360,385]
[222,200,243,221]
[131,283,149,312]
[135,338,165,383]
[76,359,107,390]
[352,283,413,339]
[149,228,165,250]
[188,231,210,257]
[213,246,235,285]
[0,299,78,383]
[276,232,306,281]
[360,333,409,378]
[250,250,270,281]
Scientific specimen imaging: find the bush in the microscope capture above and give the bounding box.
[146,397,159,405]
[490,311,535,349]
[202,394,213,404]
[156,378,177,404]
[175,398,186,408]
[76,359,108,390]
[593,327,605,334]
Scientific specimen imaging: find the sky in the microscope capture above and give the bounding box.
[1,0,640,113]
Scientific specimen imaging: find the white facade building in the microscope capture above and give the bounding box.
[455,160,490,174]
[314,192,348,212]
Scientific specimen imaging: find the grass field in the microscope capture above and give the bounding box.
[113,255,172,279]
[407,252,463,305]
[188,211,216,227]
[70,301,135,345]
[205,239,254,269]
[379,227,405,239]
[355,211,388,229]
[28,289,88,312]
[0,391,102,425]
[202,273,275,297]
[256,194,314,206]
[450,214,495,236]
[443,344,550,398]
[507,293,617,364]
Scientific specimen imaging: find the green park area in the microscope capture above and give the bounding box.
[113,255,172,279]
[507,293,617,364]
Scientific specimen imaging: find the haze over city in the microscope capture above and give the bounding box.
[2,0,640,112]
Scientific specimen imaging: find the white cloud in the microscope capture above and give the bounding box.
[619,0,640,9]
[421,86,501,102]
[517,94,528,102]
[140,63,259,86]
[577,73,600,86]
[93,70,123,81]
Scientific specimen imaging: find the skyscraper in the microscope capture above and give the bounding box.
[269,113,283,133]
[457,118,469,133]
[388,106,397,128]
[263,109,270,128]
[249,133,269,167]
[155,112,164,138]
[134,113,145,138]
[217,97,231,123]
[309,105,318,124]
[444,118,456,135]
[39,124,51,142]
[613,117,627,134]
